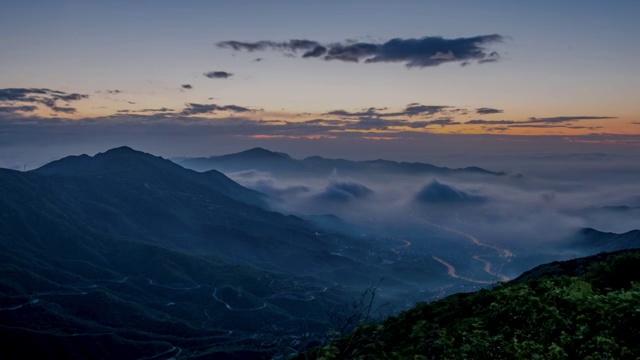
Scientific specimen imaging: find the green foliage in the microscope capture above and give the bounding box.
[301,250,640,359]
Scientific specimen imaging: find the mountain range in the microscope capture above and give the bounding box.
[0,147,379,358]
[175,147,505,177]
[0,146,638,359]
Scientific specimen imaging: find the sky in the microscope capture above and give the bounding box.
[1,0,640,167]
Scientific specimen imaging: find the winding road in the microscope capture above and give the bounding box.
[0,299,40,311]
[139,345,182,360]
[431,256,494,284]
[391,239,412,254]
[417,216,513,258]
[212,288,267,312]
[147,279,201,290]
[412,215,513,283]
[473,255,510,281]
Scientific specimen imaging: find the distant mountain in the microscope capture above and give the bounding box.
[314,181,374,203]
[567,227,640,253]
[298,249,640,359]
[177,147,504,177]
[600,205,640,212]
[181,147,299,174]
[414,179,486,204]
[34,146,265,207]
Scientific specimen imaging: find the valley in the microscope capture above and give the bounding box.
[0,146,638,358]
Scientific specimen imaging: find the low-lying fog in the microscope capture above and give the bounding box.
[227,153,640,263]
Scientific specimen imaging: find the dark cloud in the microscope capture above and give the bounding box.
[467,119,517,125]
[218,34,505,68]
[508,124,603,130]
[218,39,321,53]
[120,108,175,113]
[0,105,38,113]
[181,84,193,89]
[302,45,327,58]
[181,103,224,115]
[476,107,503,115]
[221,105,255,113]
[180,103,255,115]
[527,116,615,124]
[0,88,88,111]
[139,107,175,113]
[51,93,87,102]
[325,104,451,118]
[428,119,459,127]
[467,116,616,127]
[203,71,233,79]
[324,108,384,118]
[301,116,460,132]
[402,104,449,116]
[632,122,640,125]
[105,90,122,95]
[51,106,76,114]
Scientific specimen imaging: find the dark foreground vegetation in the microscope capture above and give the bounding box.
[300,249,640,359]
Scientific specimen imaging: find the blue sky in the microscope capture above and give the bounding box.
[1,0,639,166]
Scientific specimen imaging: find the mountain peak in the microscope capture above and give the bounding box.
[415,179,486,204]
[32,146,167,176]
[236,147,292,159]
[103,145,138,154]
[98,146,151,158]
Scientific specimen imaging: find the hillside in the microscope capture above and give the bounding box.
[567,228,640,253]
[34,146,266,207]
[0,147,393,359]
[301,249,640,359]
[3,146,638,359]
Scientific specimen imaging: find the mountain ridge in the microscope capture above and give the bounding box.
[176,147,505,177]
[33,146,266,207]
[3,146,638,359]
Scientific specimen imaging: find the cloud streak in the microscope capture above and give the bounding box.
[218,34,505,68]
[0,88,89,113]
[467,116,616,127]
[180,103,256,115]
[476,107,503,115]
[204,71,233,79]
[0,105,38,113]
[325,104,453,118]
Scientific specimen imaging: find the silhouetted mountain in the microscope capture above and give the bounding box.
[414,179,486,204]
[3,146,482,358]
[177,147,504,177]
[181,147,301,173]
[1,146,402,358]
[600,205,640,212]
[567,227,640,253]
[34,146,265,206]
